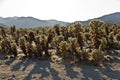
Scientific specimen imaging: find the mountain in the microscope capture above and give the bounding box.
[0,23,8,28]
[0,17,69,28]
[0,12,120,28]
[81,12,120,25]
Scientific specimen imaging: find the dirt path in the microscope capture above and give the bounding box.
[0,52,120,80]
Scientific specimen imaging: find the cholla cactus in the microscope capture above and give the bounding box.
[26,42,35,58]
[34,36,42,58]
[72,22,83,36]
[91,49,104,65]
[28,31,35,43]
[77,32,84,50]
[10,42,17,57]
[40,34,50,57]
[60,27,70,41]
[99,37,107,51]
[36,43,42,58]
[108,32,114,49]
[0,35,1,40]
[31,42,38,58]
[0,19,119,64]
[53,24,61,35]
[10,25,16,36]
[89,20,104,49]
[12,32,20,46]
[0,28,6,38]
[3,38,10,48]
[67,37,79,52]
[0,39,6,52]
[59,41,69,58]
[114,33,120,49]
[67,26,75,38]
[0,37,17,57]
[52,35,64,49]
[47,30,55,43]
[115,33,120,41]
[34,36,41,45]
[104,24,109,36]
[19,37,27,56]
[77,49,89,61]
[83,32,91,45]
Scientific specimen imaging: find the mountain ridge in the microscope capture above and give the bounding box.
[0,17,69,28]
[0,12,120,28]
[81,12,120,25]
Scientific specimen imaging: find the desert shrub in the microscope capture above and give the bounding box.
[89,20,105,49]
[77,32,84,50]
[0,28,6,38]
[52,35,64,50]
[77,49,89,62]
[28,31,35,43]
[99,37,108,51]
[0,20,119,65]
[53,24,61,35]
[19,37,27,56]
[40,35,50,57]
[10,42,17,57]
[116,33,120,41]
[59,41,69,58]
[91,49,104,65]
[26,42,33,58]
[67,37,79,53]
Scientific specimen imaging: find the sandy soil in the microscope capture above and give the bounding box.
[0,50,120,80]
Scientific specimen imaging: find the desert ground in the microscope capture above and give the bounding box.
[0,50,120,80]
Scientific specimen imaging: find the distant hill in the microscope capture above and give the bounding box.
[81,12,120,25]
[0,12,120,28]
[0,17,69,28]
[0,23,8,28]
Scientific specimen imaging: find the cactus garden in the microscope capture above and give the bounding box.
[0,20,120,80]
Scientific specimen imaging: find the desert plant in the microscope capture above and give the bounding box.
[53,24,61,35]
[72,22,83,36]
[115,33,120,41]
[67,37,79,53]
[89,20,104,49]
[10,25,16,36]
[58,41,69,58]
[62,27,70,41]
[99,37,108,51]
[107,32,115,49]
[10,42,17,57]
[1,37,11,54]
[91,49,104,65]
[77,49,89,61]
[40,35,50,57]
[19,37,27,56]
[77,32,84,50]
[26,42,33,58]
[28,31,35,43]
[52,35,64,50]
[0,28,6,38]
[35,36,42,58]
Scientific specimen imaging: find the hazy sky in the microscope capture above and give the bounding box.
[0,0,120,22]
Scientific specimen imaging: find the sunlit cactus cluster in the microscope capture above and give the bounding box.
[0,20,120,65]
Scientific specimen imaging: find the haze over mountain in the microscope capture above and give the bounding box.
[81,12,120,25]
[0,17,69,28]
[0,12,120,28]
[0,23,8,28]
